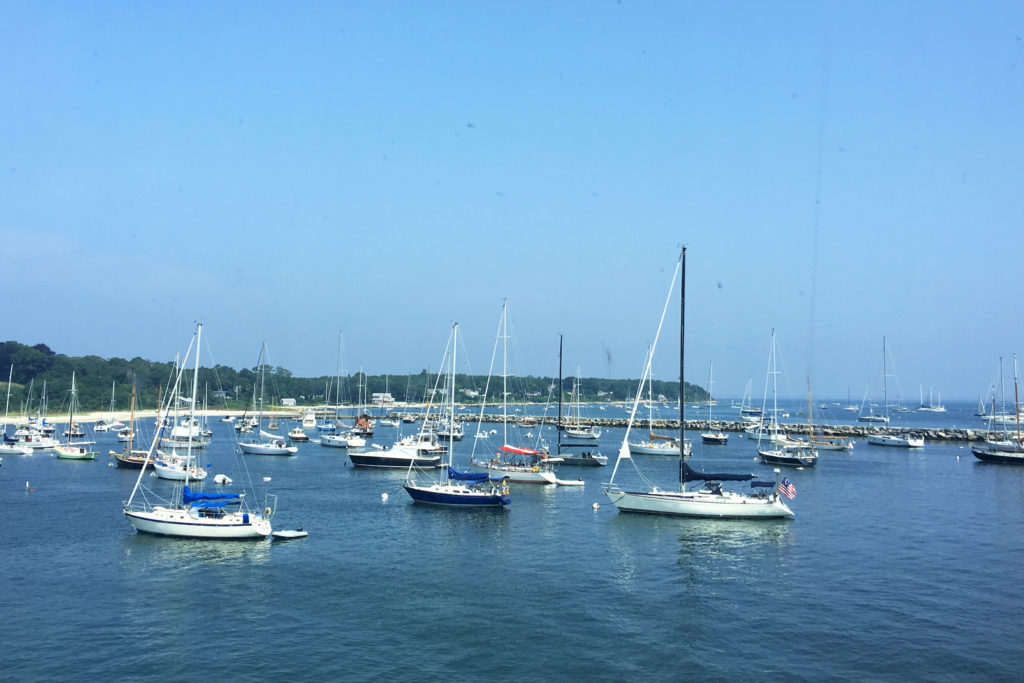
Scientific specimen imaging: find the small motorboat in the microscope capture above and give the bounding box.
[272,527,308,541]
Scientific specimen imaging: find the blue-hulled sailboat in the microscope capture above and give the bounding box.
[403,322,510,507]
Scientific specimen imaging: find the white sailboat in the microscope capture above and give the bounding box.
[603,248,794,519]
[123,323,274,540]
[54,372,98,460]
[628,351,691,457]
[562,366,600,441]
[0,365,32,455]
[238,343,298,456]
[472,299,561,484]
[866,337,924,448]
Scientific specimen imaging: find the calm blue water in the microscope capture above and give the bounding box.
[3,403,1023,681]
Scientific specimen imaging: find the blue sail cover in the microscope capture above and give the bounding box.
[680,462,755,483]
[190,500,235,508]
[448,467,491,482]
[750,480,776,488]
[183,485,241,504]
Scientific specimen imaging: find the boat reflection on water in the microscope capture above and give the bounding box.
[119,533,272,572]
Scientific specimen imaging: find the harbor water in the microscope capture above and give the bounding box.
[2,402,1023,681]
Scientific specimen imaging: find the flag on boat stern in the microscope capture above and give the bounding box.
[778,477,796,499]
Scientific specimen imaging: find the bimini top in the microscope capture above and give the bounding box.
[680,462,755,483]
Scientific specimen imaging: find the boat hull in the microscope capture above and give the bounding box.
[239,441,298,455]
[403,483,509,507]
[604,488,793,519]
[557,454,608,466]
[971,447,1024,464]
[758,449,817,468]
[867,434,924,448]
[348,449,441,469]
[124,507,271,539]
[471,460,557,484]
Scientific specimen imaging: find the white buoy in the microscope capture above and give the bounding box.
[592,502,600,511]
[26,481,30,491]
[262,476,272,483]
[381,492,389,503]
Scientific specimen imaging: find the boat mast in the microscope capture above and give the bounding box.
[450,323,458,467]
[557,334,563,454]
[679,246,686,478]
[502,299,508,447]
[69,371,76,445]
[3,364,12,433]
[1014,354,1021,446]
[881,336,888,422]
[184,323,202,486]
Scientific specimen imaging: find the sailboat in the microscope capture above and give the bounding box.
[403,323,511,506]
[699,362,728,445]
[866,337,924,448]
[603,247,794,519]
[972,355,1024,463]
[0,365,31,455]
[54,372,98,460]
[471,299,561,484]
[753,332,817,467]
[110,381,152,468]
[238,343,298,456]
[627,352,691,457]
[555,336,607,466]
[124,324,275,539]
[562,366,600,441]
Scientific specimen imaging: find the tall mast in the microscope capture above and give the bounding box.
[882,336,888,421]
[557,334,563,454]
[679,246,686,461]
[69,371,76,444]
[450,323,458,467]
[3,364,12,431]
[1014,355,1021,445]
[185,323,202,485]
[502,299,508,446]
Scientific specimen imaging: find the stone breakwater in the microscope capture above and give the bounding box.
[407,414,988,443]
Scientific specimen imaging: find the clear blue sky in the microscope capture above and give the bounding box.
[3,1,1022,400]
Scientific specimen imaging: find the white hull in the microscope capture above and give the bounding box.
[124,507,271,539]
[0,443,32,455]
[153,459,208,481]
[867,433,924,448]
[605,487,793,519]
[472,459,557,484]
[239,440,298,455]
[627,440,692,456]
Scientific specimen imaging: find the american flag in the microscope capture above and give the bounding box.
[778,477,796,499]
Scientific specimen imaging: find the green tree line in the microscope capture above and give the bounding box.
[0,340,707,415]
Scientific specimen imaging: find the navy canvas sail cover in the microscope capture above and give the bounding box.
[184,485,241,504]
[750,480,777,488]
[448,467,491,482]
[680,462,755,483]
